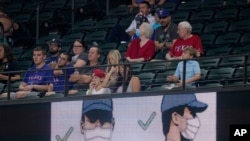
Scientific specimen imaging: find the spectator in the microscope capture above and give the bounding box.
[166,21,203,60]
[45,38,62,68]
[0,43,21,92]
[102,50,121,92]
[166,47,201,88]
[114,62,141,93]
[129,0,166,13]
[154,8,178,52]
[68,46,102,95]
[125,22,155,62]
[86,69,111,95]
[108,1,155,44]
[45,52,74,96]
[81,99,114,141]
[71,39,88,68]
[1,47,54,99]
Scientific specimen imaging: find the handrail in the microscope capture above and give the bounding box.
[0,53,250,104]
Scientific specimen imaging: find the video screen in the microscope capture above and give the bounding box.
[51,92,216,141]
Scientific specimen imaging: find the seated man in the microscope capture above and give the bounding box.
[166,47,201,88]
[45,38,62,68]
[166,21,203,60]
[45,52,74,96]
[68,46,102,95]
[1,47,54,99]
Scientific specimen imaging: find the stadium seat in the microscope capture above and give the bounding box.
[171,11,190,24]
[157,2,178,12]
[200,33,217,48]
[99,42,118,55]
[107,5,129,17]
[136,72,156,91]
[213,8,239,21]
[206,67,235,84]
[200,0,224,9]
[142,61,168,73]
[153,69,176,87]
[18,60,33,70]
[203,21,229,33]
[119,15,135,29]
[95,17,119,30]
[198,58,221,69]
[19,49,34,61]
[219,56,245,68]
[214,32,241,46]
[228,19,250,32]
[239,32,250,44]
[177,0,201,11]
[130,63,144,75]
[232,44,250,54]
[12,47,23,59]
[62,32,84,44]
[205,46,232,56]
[71,19,95,32]
[0,83,6,94]
[83,30,107,44]
[117,43,128,53]
[13,13,32,24]
[5,2,24,15]
[238,8,250,20]
[43,0,67,10]
[191,22,204,35]
[189,9,215,22]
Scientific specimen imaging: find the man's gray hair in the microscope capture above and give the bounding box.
[179,21,192,33]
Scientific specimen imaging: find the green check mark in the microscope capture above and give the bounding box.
[56,126,74,141]
[138,112,156,130]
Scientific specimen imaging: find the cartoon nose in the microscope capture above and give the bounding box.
[95,120,101,127]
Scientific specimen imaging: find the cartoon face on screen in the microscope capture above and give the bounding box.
[161,94,208,141]
[81,99,115,141]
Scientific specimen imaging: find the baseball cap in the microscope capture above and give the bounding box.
[161,93,208,112]
[49,38,61,47]
[93,69,105,78]
[135,14,149,28]
[82,99,113,114]
[157,8,170,18]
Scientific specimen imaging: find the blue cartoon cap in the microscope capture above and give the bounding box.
[161,94,208,112]
[135,14,149,28]
[157,8,170,18]
[82,99,113,114]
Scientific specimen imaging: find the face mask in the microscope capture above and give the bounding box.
[83,126,113,141]
[181,116,201,140]
[135,29,140,37]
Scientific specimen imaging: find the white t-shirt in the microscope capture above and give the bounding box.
[87,88,111,95]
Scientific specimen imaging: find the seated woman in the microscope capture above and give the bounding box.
[102,50,122,92]
[0,43,21,94]
[125,22,155,62]
[86,69,111,95]
[114,61,141,93]
[71,39,88,69]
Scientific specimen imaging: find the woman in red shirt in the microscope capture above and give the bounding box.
[125,22,155,62]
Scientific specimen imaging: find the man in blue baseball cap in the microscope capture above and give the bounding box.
[81,99,114,141]
[46,38,62,68]
[161,93,208,141]
[154,8,178,53]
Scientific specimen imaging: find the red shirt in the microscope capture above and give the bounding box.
[125,38,155,61]
[169,35,203,57]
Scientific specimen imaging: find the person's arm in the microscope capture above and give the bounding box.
[193,35,203,57]
[131,76,141,92]
[18,82,31,91]
[77,74,92,84]
[33,84,50,91]
[154,41,165,51]
[69,72,80,82]
[102,66,117,88]
[132,0,140,7]
[126,19,136,36]
[185,73,201,84]
[0,74,21,81]
[73,59,87,68]
[157,0,166,5]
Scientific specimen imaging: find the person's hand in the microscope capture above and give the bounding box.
[177,81,183,87]
[69,71,80,82]
[0,74,6,79]
[45,91,55,96]
[110,66,117,73]
[23,85,33,91]
[128,29,136,37]
[89,82,96,90]
[49,62,58,69]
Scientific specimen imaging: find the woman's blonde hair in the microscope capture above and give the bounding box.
[107,49,122,71]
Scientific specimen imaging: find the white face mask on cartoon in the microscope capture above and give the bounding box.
[181,116,201,140]
[83,127,113,141]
